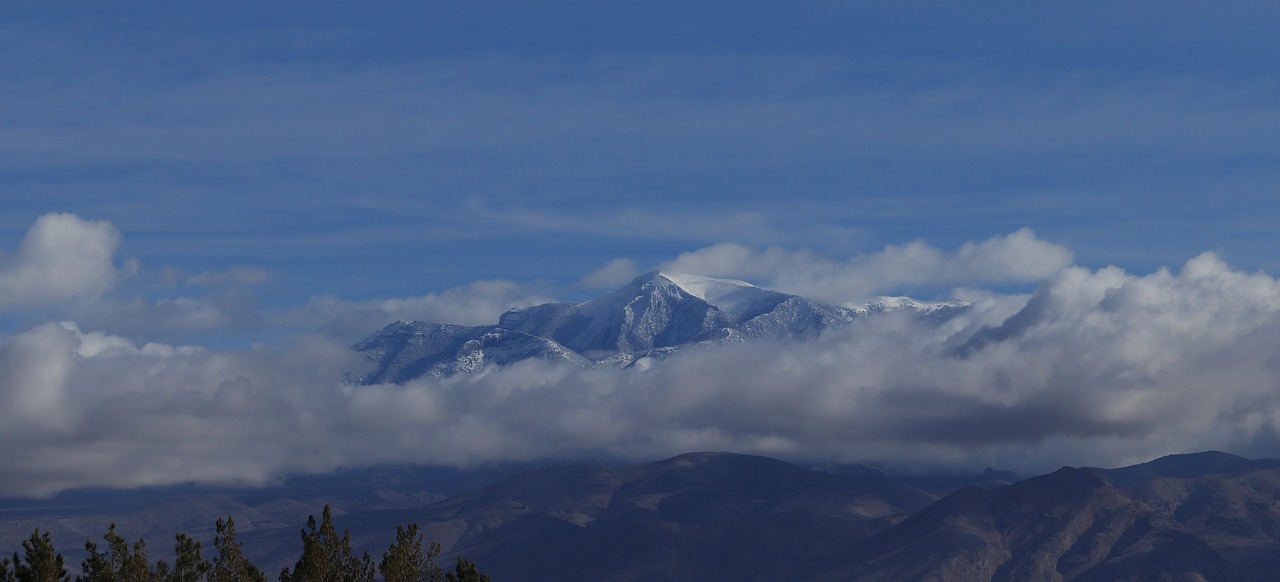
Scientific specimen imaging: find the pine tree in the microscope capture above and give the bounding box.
[443,558,490,582]
[14,529,69,582]
[210,518,265,582]
[120,537,149,582]
[77,524,153,582]
[279,506,374,582]
[1,512,490,582]
[378,524,444,582]
[150,561,169,582]
[78,526,117,582]
[169,533,209,582]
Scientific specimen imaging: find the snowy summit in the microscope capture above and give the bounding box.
[350,271,970,383]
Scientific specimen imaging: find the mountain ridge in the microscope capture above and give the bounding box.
[4,450,1280,580]
[352,271,971,383]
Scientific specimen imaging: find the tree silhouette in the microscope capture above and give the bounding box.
[379,524,444,582]
[211,518,264,582]
[78,523,154,582]
[13,529,68,582]
[279,505,374,582]
[0,511,488,582]
[444,557,491,582]
[170,533,210,582]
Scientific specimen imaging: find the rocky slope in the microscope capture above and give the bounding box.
[828,467,1234,581]
[821,452,1280,581]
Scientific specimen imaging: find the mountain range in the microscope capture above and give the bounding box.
[351,271,970,383]
[5,451,1280,580]
[14,274,1273,579]
[354,451,1280,581]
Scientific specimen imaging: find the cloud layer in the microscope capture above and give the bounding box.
[2,214,1280,496]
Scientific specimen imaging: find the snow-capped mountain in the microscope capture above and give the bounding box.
[351,272,970,384]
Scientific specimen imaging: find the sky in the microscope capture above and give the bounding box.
[3,2,1280,496]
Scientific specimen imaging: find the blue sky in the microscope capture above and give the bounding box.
[4,2,1280,493]
[5,2,1279,324]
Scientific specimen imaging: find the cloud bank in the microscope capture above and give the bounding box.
[2,214,1280,496]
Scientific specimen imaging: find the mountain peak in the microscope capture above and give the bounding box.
[352,272,972,382]
[630,271,765,311]
[1098,450,1256,488]
[649,271,757,302]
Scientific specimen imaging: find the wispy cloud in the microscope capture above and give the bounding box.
[65,292,265,341]
[661,228,1073,303]
[275,281,558,340]
[469,203,802,246]
[581,258,640,290]
[6,36,1275,247]
[186,266,268,287]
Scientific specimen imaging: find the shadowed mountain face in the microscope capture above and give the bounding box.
[828,467,1236,581]
[332,452,940,582]
[268,452,1280,581]
[1121,466,1280,579]
[825,452,1280,582]
[7,451,1280,581]
[1096,450,1280,488]
[351,272,970,383]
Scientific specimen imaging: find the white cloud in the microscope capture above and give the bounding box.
[59,321,202,358]
[277,280,557,341]
[8,230,1280,497]
[186,266,269,287]
[0,324,362,496]
[0,213,121,309]
[662,228,1073,303]
[3,251,1280,496]
[581,258,640,289]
